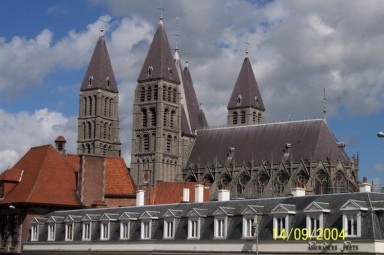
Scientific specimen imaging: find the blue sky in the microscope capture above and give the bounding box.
[0,0,384,187]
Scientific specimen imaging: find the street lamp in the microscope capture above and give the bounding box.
[377,131,384,138]
[253,215,259,255]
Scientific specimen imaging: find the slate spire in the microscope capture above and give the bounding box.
[80,34,118,93]
[137,19,180,84]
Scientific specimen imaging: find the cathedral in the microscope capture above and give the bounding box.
[127,16,359,199]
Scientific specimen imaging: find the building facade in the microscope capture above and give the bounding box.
[23,188,384,255]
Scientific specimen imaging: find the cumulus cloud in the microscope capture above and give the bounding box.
[0,109,77,171]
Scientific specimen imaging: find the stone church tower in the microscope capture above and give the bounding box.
[130,17,182,186]
[227,55,265,126]
[77,30,121,157]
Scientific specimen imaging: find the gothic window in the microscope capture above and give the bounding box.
[203,174,214,185]
[150,108,156,126]
[241,110,246,124]
[252,111,256,123]
[94,95,97,115]
[334,170,347,193]
[163,108,169,127]
[86,143,91,154]
[170,110,176,128]
[314,170,328,195]
[154,85,158,101]
[237,173,250,195]
[147,86,152,101]
[142,109,148,127]
[143,134,150,152]
[256,173,269,195]
[83,122,86,139]
[258,113,262,123]
[173,88,177,103]
[219,174,231,190]
[296,171,309,188]
[140,87,145,102]
[233,112,238,125]
[102,145,107,156]
[274,171,288,196]
[166,135,172,153]
[92,120,96,139]
[186,175,197,182]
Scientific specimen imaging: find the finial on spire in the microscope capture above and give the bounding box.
[183,51,189,67]
[157,7,165,22]
[99,17,106,37]
[174,17,180,51]
[323,88,327,123]
[243,41,250,56]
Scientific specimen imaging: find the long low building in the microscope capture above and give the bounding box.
[23,185,384,255]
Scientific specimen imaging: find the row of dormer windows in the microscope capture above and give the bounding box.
[30,200,365,242]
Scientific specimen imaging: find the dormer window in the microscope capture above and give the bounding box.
[147,66,153,77]
[106,77,110,87]
[213,207,234,240]
[82,222,91,240]
[237,95,242,104]
[88,76,94,87]
[187,208,207,240]
[163,209,182,240]
[271,203,296,240]
[140,211,160,240]
[47,224,55,241]
[119,212,138,240]
[65,223,74,241]
[100,222,110,240]
[242,205,264,239]
[168,67,172,77]
[304,202,330,237]
[31,224,39,241]
[340,199,368,237]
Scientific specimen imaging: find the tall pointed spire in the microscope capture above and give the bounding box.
[137,16,180,84]
[227,56,265,126]
[80,35,118,93]
[78,32,121,157]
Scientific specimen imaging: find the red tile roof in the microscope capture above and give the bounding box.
[66,154,80,172]
[149,182,210,205]
[105,157,136,196]
[0,145,82,207]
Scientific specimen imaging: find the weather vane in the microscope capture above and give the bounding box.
[98,17,106,36]
[243,41,250,55]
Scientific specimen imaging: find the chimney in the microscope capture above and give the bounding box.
[195,184,204,203]
[359,177,371,193]
[291,187,305,197]
[54,136,66,154]
[218,189,230,201]
[183,188,190,202]
[136,190,145,206]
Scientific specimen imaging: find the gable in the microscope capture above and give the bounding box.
[340,199,368,211]
[242,205,264,215]
[271,203,296,214]
[163,209,183,218]
[187,208,207,218]
[140,211,160,220]
[119,212,139,221]
[213,207,235,216]
[304,202,330,213]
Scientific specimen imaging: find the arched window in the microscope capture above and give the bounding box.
[109,99,112,117]
[237,173,250,195]
[154,85,158,101]
[81,144,85,154]
[150,108,156,126]
[83,97,87,116]
[103,122,107,139]
[256,173,269,195]
[163,86,167,101]
[164,108,169,127]
[87,122,92,139]
[102,144,107,156]
[108,123,112,140]
[166,135,172,153]
[258,113,262,123]
[92,120,96,139]
[173,88,177,103]
[94,95,97,115]
[167,87,172,102]
[334,170,347,193]
[252,111,256,123]
[147,86,152,101]
[88,97,92,116]
[219,174,231,190]
[296,171,309,188]
[86,143,91,154]
[143,134,150,151]
[274,171,289,196]
[314,170,328,195]
[233,112,238,125]
[142,109,148,127]
[170,110,176,128]
[140,87,145,102]
[83,122,86,139]
[104,97,108,116]
[241,110,246,124]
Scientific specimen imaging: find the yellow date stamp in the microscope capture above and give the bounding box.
[273,228,346,241]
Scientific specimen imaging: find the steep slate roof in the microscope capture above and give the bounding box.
[0,145,81,207]
[35,192,384,242]
[187,119,349,166]
[80,35,118,92]
[227,57,265,110]
[137,19,180,84]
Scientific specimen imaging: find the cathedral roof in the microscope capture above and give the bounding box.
[137,20,180,84]
[227,57,265,111]
[187,119,349,166]
[80,35,118,93]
